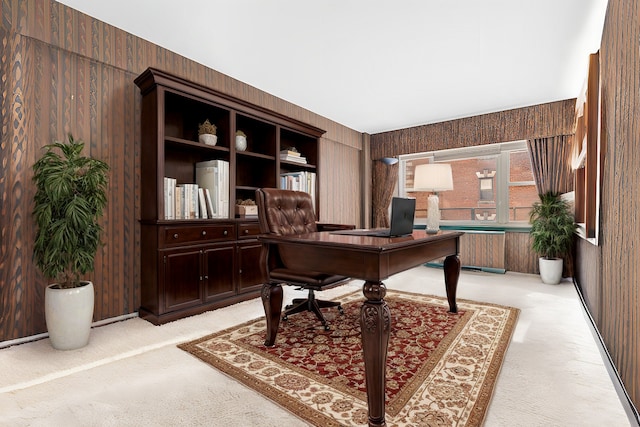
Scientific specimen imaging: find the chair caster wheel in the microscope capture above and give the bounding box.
[282,315,288,321]
[338,305,344,315]
[323,324,330,331]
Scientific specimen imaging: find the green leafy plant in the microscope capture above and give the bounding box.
[32,134,110,288]
[529,192,577,259]
[198,119,217,135]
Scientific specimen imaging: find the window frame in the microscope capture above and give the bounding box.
[398,140,535,229]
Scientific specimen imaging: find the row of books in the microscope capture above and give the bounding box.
[280,171,316,211]
[163,159,230,220]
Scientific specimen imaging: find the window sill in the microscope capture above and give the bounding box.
[414,224,531,233]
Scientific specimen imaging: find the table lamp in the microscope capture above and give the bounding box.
[413,163,454,234]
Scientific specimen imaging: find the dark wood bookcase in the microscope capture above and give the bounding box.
[135,68,324,324]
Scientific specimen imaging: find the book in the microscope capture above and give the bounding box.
[164,177,177,219]
[175,185,183,219]
[198,188,208,219]
[280,149,301,157]
[280,154,307,164]
[204,189,214,219]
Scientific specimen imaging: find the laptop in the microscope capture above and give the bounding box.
[331,197,416,237]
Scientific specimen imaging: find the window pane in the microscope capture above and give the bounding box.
[509,184,538,221]
[413,157,499,223]
[510,150,534,182]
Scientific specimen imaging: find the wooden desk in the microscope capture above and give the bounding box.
[259,230,462,427]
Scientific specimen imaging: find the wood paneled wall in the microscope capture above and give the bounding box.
[319,137,362,224]
[0,0,363,342]
[584,0,640,415]
[504,231,539,274]
[370,100,576,159]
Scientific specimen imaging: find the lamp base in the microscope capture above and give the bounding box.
[426,194,441,234]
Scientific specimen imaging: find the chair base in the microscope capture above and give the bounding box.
[283,290,343,331]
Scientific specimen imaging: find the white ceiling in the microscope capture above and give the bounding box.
[58,0,608,134]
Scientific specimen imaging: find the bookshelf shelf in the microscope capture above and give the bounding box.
[135,67,325,324]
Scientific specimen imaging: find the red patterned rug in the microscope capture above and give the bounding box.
[179,290,519,426]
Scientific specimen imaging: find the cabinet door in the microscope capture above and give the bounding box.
[237,240,264,293]
[162,248,202,312]
[203,244,236,301]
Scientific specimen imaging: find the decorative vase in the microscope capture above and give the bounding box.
[425,194,441,234]
[538,257,563,285]
[235,135,247,151]
[45,281,95,350]
[199,134,217,146]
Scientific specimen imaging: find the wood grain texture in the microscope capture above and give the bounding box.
[319,137,361,225]
[458,232,505,270]
[504,231,538,274]
[0,0,361,342]
[370,100,576,160]
[594,0,640,411]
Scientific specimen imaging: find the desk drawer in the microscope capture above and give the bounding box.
[238,222,260,239]
[164,224,234,246]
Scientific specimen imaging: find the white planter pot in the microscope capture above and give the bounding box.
[539,257,563,285]
[235,135,247,151]
[45,281,95,350]
[199,133,217,146]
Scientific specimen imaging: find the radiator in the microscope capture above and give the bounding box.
[428,230,506,273]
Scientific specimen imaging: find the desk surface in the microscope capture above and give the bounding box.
[260,230,463,282]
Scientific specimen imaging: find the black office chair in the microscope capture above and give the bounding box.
[256,188,355,330]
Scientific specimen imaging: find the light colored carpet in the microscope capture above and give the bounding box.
[0,266,632,426]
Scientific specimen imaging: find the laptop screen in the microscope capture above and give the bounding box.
[388,197,416,236]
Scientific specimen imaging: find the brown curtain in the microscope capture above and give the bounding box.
[526,135,574,195]
[372,159,399,227]
[527,135,575,277]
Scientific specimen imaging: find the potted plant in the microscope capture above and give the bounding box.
[198,119,217,146]
[32,134,109,350]
[235,130,247,151]
[529,191,577,284]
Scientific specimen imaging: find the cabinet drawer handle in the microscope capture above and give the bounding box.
[173,233,178,239]
[244,229,249,234]
[201,230,207,236]
[223,230,228,236]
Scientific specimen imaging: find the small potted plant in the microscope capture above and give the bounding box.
[529,192,577,284]
[198,119,218,146]
[32,134,109,349]
[235,130,247,151]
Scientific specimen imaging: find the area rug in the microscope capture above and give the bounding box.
[179,290,519,426]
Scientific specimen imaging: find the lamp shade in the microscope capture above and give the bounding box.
[413,163,454,192]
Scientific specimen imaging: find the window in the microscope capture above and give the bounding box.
[399,141,537,227]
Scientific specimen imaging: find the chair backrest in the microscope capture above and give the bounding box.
[256,188,318,236]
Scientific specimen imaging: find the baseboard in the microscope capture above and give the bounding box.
[573,279,640,426]
[0,312,139,350]
[425,262,506,274]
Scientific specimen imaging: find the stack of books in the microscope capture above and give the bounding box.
[280,149,307,164]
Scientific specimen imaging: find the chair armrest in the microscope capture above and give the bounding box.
[316,223,356,232]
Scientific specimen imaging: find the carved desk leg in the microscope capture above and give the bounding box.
[262,283,283,346]
[360,280,390,427]
[443,254,461,313]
